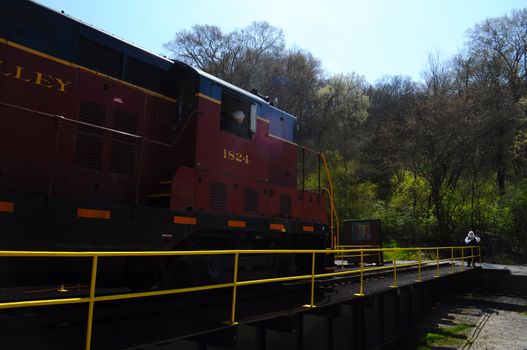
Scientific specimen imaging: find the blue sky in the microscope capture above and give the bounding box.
[34,0,526,84]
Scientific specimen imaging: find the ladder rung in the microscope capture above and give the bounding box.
[159,180,172,185]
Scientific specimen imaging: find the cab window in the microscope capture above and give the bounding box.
[220,91,251,139]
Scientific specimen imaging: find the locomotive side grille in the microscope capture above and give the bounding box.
[244,188,258,213]
[279,194,292,217]
[74,100,106,170]
[209,182,227,210]
[113,110,138,135]
[110,110,137,175]
[78,100,106,134]
[74,133,103,169]
[110,140,136,175]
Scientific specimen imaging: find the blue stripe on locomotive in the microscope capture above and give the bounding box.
[261,104,297,142]
[197,71,297,142]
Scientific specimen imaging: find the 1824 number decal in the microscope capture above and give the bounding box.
[223,148,249,164]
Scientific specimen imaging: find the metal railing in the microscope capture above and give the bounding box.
[297,147,339,249]
[0,246,481,349]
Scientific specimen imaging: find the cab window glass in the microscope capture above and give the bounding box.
[220,91,251,139]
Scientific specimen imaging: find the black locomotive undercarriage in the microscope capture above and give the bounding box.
[0,190,329,290]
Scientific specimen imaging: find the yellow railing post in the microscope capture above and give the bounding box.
[85,255,98,350]
[230,253,239,325]
[323,187,339,251]
[415,249,422,282]
[337,245,342,269]
[434,248,440,278]
[450,247,454,274]
[321,154,339,249]
[304,252,317,308]
[390,249,397,288]
[461,247,465,271]
[478,246,481,265]
[354,249,365,296]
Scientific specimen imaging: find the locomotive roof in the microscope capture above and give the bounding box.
[14,1,297,123]
[26,0,173,67]
[32,0,295,120]
[193,68,296,117]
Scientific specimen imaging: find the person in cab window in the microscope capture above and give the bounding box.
[225,110,247,138]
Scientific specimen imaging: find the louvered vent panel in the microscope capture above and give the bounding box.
[279,194,292,217]
[110,140,136,175]
[73,133,103,169]
[209,182,227,210]
[113,110,138,134]
[74,100,106,170]
[244,188,258,213]
[78,100,106,134]
[110,110,138,175]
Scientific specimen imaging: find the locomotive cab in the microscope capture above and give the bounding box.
[162,67,311,223]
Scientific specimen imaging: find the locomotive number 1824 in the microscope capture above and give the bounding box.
[222,148,249,165]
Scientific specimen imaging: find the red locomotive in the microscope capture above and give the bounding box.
[0,1,331,288]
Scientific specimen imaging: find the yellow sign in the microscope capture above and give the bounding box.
[0,59,72,93]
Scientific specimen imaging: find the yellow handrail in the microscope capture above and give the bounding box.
[0,245,481,349]
[303,252,317,308]
[294,147,338,250]
[416,249,422,282]
[230,253,239,325]
[353,249,365,296]
[320,154,340,249]
[85,256,98,350]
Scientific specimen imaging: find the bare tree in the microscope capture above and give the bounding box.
[163,22,285,89]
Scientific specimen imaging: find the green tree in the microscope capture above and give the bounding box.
[302,74,369,154]
[465,9,527,193]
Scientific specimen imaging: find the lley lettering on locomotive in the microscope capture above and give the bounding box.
[0,59,72,93]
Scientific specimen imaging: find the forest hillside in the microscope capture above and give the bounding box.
[164,10,527,263]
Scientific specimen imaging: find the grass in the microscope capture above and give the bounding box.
[382,240,451,263]
[382,240,420,261]
[381,323,474,349]
[425,323,472,344]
